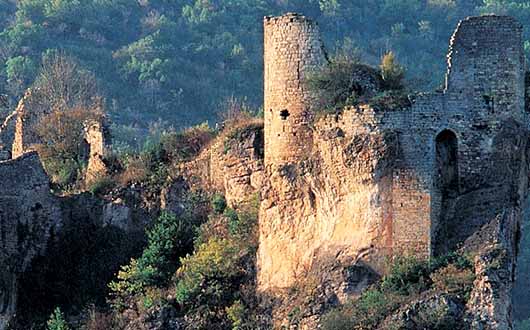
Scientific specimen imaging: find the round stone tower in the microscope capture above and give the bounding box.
[263,13,326,166]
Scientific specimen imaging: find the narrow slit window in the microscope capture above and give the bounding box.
[280,109,290,120]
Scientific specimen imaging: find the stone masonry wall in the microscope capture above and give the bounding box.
[0,152,62,330]
[258,17,527,328]
[264,13,327,165]
[12,90,50,158]
[84,118,110,186]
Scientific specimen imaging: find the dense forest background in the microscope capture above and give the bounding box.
[1,0,530,147]
[3,0,530,328]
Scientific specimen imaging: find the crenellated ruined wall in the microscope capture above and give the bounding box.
[258,14,527,329]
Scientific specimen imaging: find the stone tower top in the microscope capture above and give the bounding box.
[264,12,317,26]
[263,12,327,166]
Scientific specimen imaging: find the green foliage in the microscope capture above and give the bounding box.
[110,205,207,307]
[170,199,259,329]
[226,300,247,330]
[212,193,227,214]
[380,256,431,295]
[321,254,475,330]
[224,208,239,234]
[46,307,70,330]
[2,0,530,137]
[175,237,241,305]
[516,318,530,330]
[431,264,475,299]
[380,51,405,90]
[160,122,216,162]
[5,55,36,94]
[321,290,402,330]
[87,175,116,195]
[306,52,365,111]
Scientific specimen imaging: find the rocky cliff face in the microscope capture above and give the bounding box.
[259,108,398,292]
[0,152,62,330]
[176,122,264,208]
[0,151,145,329]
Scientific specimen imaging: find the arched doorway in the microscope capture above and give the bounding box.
[435,130,459,195]
[434,129,459,256]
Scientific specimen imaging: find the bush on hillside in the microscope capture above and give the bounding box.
[110,206,207,308]
[380,51,405,90]
[46,307,70,330]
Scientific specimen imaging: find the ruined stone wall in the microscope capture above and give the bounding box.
[0,152,62,330]
[11,90,50,158]
[84,118,110,186]
[258,16,527,319]
[264,13,326,165]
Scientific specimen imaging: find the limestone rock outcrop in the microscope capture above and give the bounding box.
[175,122,264,208]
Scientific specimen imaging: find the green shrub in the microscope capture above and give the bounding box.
[431,264,475,297]
[224,208,239,234]
[321,290,402,330]
[212,193,227,214]
[47,307,70,330]
[306,52,364,112]
[380,51,405,90]
[175,237,241,304]
[87,175,116,195]
[41,157,81,189]
[368,90,411,111]
[173,200,259,329]
[226,300,247,330]
[160,122,216,162]
[321,254,474,330]
[110,208,205,306]
[320,305,356,330]
[381,257,431,295]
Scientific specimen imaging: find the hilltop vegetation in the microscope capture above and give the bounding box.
[1,0,530,146]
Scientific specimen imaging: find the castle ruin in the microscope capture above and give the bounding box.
[258,14,527,327]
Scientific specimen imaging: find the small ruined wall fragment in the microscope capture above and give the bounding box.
[84,118,110,186]
[12,90,50,158]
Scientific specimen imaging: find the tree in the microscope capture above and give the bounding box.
[46,307,70,330]
[380,51,405,90]
[33,50,99,111]
[30,51,103,187]
[5,55,37,96]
